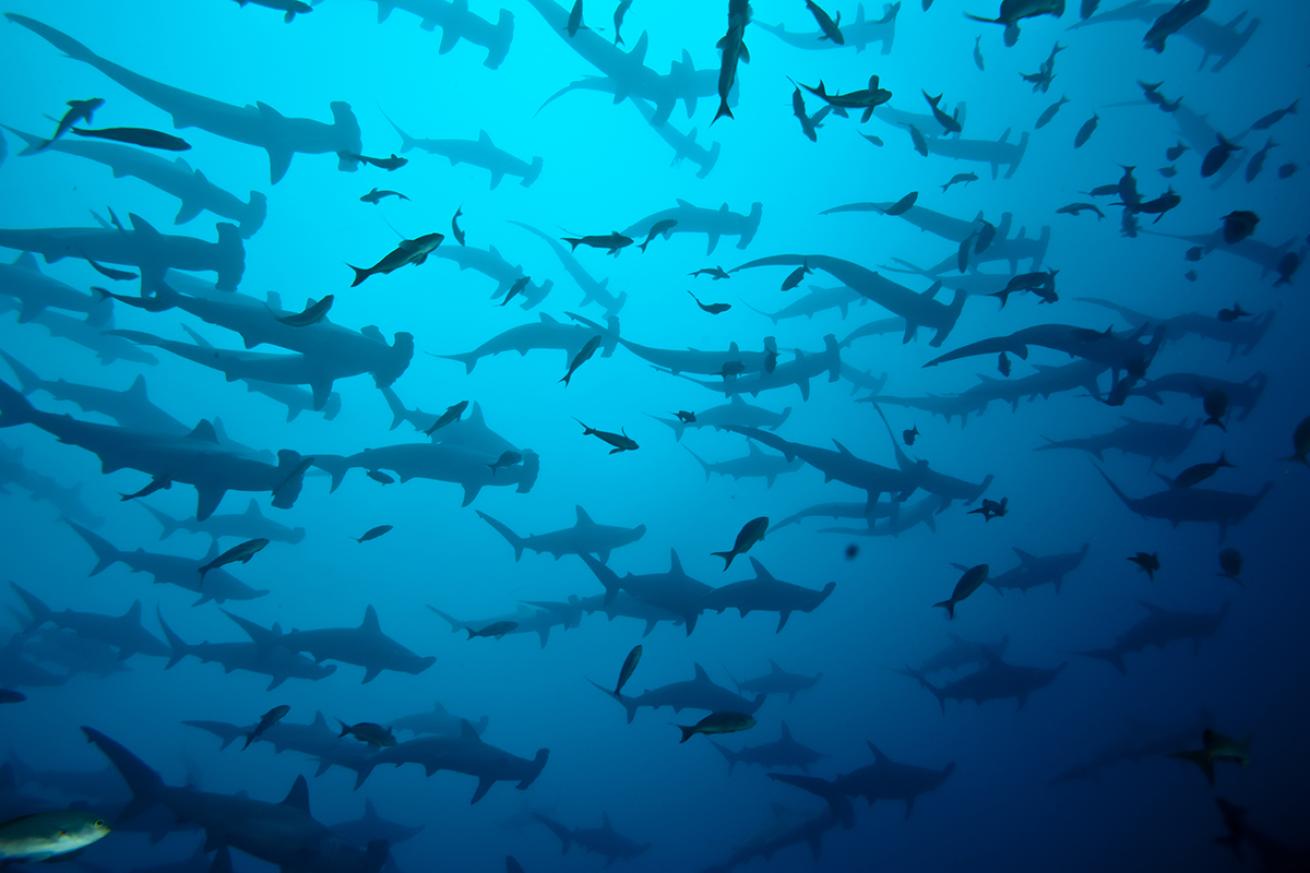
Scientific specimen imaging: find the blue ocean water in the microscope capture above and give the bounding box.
[0,0,1307,871]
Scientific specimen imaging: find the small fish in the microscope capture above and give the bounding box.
[86,259,137,281]
[198,537,269,578]
[1168,453,1233,489]
[366,470,395,485]
[563,231,633,255]
[998,351,1012,377]
[690,266,731,280]
[1217,548,1243,582]
[561,336,604,385]
[500,276,531,307]
[0,810,110,863]
[469,621,519,639]
[1165,142,1189,162]
[275,295,334,327]
[1127,551,1160,580]
[934,563,989,620]
[942,173,978,193]
[968,497,1008,522]
[1245,139,1275,183]
[1217,303,1250,323]
[451,206,467,245]
[861,132,885,148]
[1057,202,1105,220]
[1201,135,1241,178]
[722,360,746,379]
[1035,96,1068,129]
[1185,246,1206,262]
[360,187,409,205]
[805,0,845,44]
[675,410,697,423]
[781,260,812,291]
[119,475,172,503]
[346,152,408,171]
[1074,113,1099,149]
[711,516,768,571]
[576,419,639,454]
[1221,210,1259,244]
[424,400,469,435]
[71,126,190,151]
[0,689,25,704]
[613,0,633,45]
[923,92,962,134]
[845,543,859,560]
[356,524,394,543]
[677,711,755,744]
[1250,98,1297,131]
[43,97,104,147]
[973,35,986,71]
[488,451,524,475]
[639,219,678,252]
[908,125,929,157]
[339,721,397,748]
[1169,729,1250,786]
[245,704,291,750]
[688,291,731,315]
[348,232,444,286]
[1159,165,1178,178]
[1278,162,1298,180]
[883,191,919,216]
[903,425,920,446]
[614,644,643,695]
[1184,269,1198,282]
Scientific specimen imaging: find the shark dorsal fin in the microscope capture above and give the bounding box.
[866,739,885,762]
[575,505,593,526]
[245,500,265,519]
[312,711,327,730]
[832,439,852,455]
[280,775,311,814]
[1012,547,1036,562]
[693,662,709,681]
[781,721,793,740]
[124,601,142,622]
[749,558,774,582]
[188,420,220,443]
[668,549,684,575]
[364,799,377,819]
[128,374,148,398]
[128,213,159,235]
[769,659,783,673]
[458,718,480,741]
[360,606,381,634]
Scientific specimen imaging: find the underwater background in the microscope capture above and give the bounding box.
[1,0,1308,871]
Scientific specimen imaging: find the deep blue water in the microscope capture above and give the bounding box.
[1,1,1308,871]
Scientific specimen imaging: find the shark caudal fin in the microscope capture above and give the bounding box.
[81,727,165,819]
[476,511,527,561]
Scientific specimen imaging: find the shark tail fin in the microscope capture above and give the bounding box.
[0,377,37,427]
[81,727,165,820]
[476,511,526,561]
[898,666,946,713]
[66,521,122,576]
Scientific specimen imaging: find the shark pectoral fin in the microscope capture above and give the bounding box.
[195,487,225,521]
[174,199,204,225]
[437,27,460,54]
[362,666,381,684]
[266,146,294,185]
[471,777,495,804]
